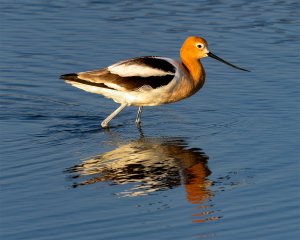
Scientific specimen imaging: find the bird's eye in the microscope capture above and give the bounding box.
[196,44,203,49]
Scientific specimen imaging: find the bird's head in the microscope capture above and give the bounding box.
[180,36,250,72]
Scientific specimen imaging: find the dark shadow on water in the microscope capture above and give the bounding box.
[65,130,222,222]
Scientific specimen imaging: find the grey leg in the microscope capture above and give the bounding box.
[135,107,143,125]
[101,104,127,128]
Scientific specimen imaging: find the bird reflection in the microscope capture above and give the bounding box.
[65,135,220,222]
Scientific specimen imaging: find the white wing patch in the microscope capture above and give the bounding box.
[108,63,174,77]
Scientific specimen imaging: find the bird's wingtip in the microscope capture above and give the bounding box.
[59,73,78,80]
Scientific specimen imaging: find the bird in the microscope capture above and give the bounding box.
[60,36,249,128]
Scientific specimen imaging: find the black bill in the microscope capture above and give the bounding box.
[208,52,250,72]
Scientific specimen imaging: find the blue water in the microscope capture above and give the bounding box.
[1,0,299,239]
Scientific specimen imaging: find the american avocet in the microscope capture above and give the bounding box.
[60,36,249,128]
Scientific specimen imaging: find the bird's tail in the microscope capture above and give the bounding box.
[59,72,114,96]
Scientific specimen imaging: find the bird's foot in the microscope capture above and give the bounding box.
[101,121,109,128]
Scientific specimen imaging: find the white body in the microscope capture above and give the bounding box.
[65,57,199,107]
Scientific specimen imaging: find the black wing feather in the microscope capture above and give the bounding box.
[60,57,176,91]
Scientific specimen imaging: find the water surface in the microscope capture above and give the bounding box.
[1,0,299,239]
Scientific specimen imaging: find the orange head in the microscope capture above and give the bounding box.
[180,36,250,72]
[180,36,209,60]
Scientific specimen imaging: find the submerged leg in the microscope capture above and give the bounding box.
[135,107,143,125]
[101,104,127,128]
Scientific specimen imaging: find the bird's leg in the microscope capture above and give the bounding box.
[135,107,143,125]
[101,104,127,128]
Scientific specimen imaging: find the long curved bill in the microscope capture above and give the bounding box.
[208,52,250,72]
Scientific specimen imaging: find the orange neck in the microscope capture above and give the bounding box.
[180,49,205,86]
